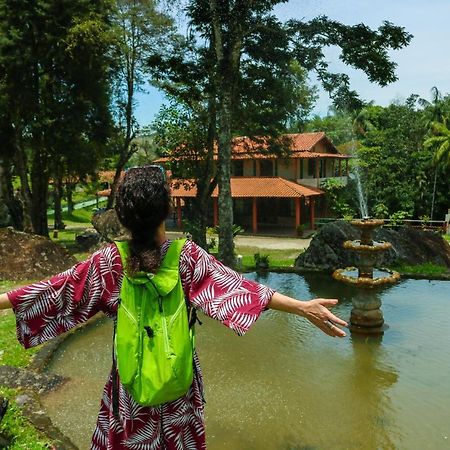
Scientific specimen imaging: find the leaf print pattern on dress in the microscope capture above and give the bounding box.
[7,240,274,449]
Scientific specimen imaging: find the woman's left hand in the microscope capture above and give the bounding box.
[299,298,347,337]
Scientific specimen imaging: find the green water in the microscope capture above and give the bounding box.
[42,273,450,450]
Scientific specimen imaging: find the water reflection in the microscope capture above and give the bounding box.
[349,334,398,449]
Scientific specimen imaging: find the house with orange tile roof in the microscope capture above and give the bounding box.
[154,132,351,235]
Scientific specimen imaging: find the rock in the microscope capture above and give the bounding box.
[296,220,450,272]
[0,366,66,394]
[0,227,77,281]
[91,209,130,242]
[75,229,101,250]
[0,434,10,448]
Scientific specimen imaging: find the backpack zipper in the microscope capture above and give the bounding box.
[120,302,138,326]
[168,298,186,329]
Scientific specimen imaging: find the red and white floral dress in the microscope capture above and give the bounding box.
[7,240,274,450]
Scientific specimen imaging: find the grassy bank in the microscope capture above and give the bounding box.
[0,281,52,449]
[236,246,300,270]
[390,261,449,276]
[0,387,52,450]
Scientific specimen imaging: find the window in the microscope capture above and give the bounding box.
[232,160,244,176]
[260,160,274,176]
[319,160,325,178]
[308,159,315,176]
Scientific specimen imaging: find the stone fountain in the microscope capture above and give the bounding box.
[333,219,400,334]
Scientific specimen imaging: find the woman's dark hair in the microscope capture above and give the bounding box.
[115,166,171,274]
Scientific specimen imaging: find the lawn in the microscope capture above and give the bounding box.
[0,281,52,449]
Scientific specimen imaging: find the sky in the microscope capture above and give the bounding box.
[134,0,450,126]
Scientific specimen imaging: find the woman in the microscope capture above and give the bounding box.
[0,166,347,450]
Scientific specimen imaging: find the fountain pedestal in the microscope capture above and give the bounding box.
[332,219,400,334]
[350,292,384,333]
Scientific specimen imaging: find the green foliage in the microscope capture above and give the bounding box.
[372,203,389,219]
[212,224,244,239]
[0,0,114,235]
[320,178,356,218]
[419,215,431,227]
[253,252,270,268]
[296,224,306,236]
[354,96,449,219]
[424,120,450,167]
[388,210,410,227]
[302,112,354,145]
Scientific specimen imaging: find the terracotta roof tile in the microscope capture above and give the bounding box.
[154,132,350,164]
[170,177,323,199]
[98,177,324,199]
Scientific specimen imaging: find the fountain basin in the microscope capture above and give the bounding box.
[333,267,401,287]
[343,240,392,252]
[349,219,385,245]
[41,273,450,450]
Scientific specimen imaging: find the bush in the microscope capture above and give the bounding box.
[254,253,269,269]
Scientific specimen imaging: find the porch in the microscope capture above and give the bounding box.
[171,176,324,236]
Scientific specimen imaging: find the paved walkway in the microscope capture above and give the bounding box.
[166,231,311,251]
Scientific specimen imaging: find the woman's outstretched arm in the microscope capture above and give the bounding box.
[0,293,12,310]
[267,291,347,337]
[2,245,122,349]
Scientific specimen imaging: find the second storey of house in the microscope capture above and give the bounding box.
[229,132,350,188]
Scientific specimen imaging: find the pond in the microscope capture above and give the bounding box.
[42,272,450,449]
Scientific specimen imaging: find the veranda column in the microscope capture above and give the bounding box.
[252,197,258,234]
[295,197,301,231]
[345,159,349,175]
[315,158,320,187]
[213,197,218,227]
[176,198,182,229]
[338,159,342,177]
[310,198,315,229]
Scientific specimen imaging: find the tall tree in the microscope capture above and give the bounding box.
[187,0,412,265]
[0,0,113,236]
[106,0,174,209]
[148,20,315,252]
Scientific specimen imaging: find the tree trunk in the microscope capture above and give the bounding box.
[66,183,74,215]
[54,173,64,230]
[0,158,11,227]
[193,89,217,251]
[30,151,50,236]
[0,159,23,230]
[217,92,235,265]
[106,163,125,209]
[14,145,33,232]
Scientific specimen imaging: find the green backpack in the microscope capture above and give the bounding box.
[113,238,195,407]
